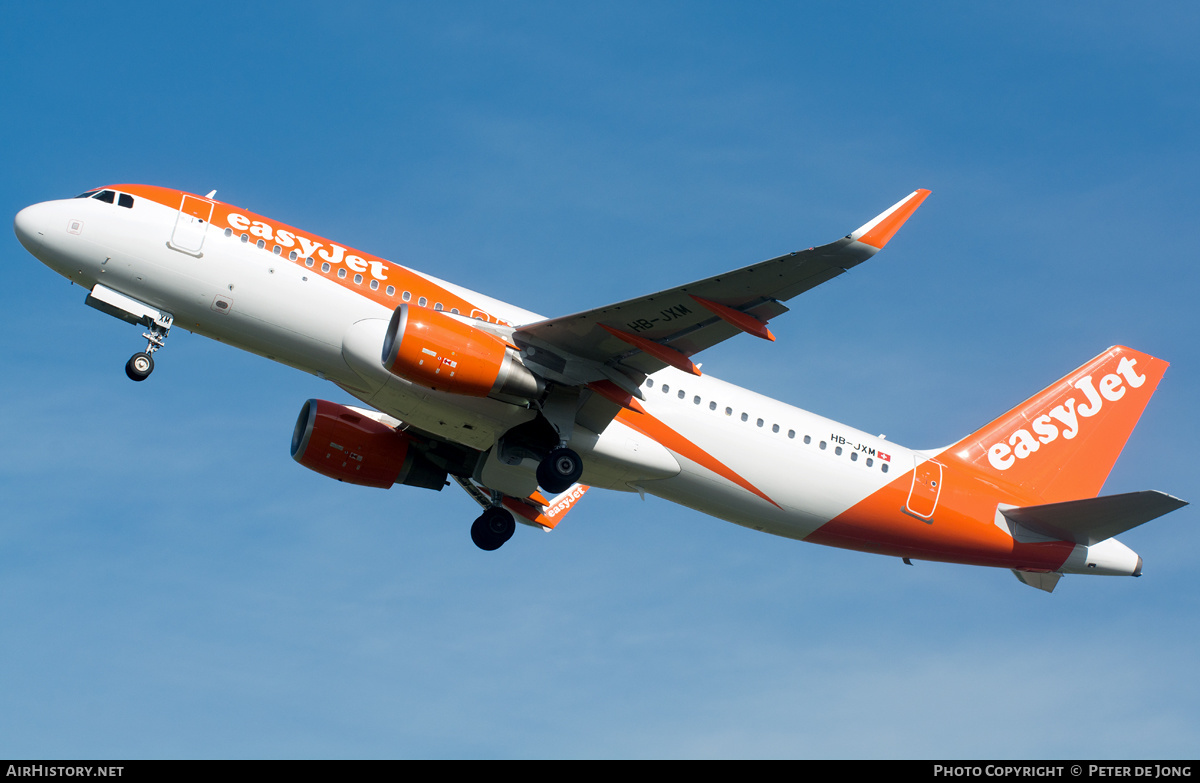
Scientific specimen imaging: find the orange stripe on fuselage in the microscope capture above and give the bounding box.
[113,184,511,326]
[806,459,1076,570]
[808,346,1168,570]
[606,391,780,509]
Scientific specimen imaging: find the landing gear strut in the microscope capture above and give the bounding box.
[471,505,516,551]
[125,313,173,382]
[537,446,583,494]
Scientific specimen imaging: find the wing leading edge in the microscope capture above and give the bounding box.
[513,189,930,389]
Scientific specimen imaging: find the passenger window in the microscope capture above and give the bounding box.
[740,413,748,422]
[256,239,266,249]
[338,269,347,279]
[386,286,396,296]
[678,390,685,400]
[662,384,670,394]
[882,463,889,473]
[224,228,233,238]
[772,424,779,433]
[434,302,443,311]
[118,193,134,208]
[725,407,732,416]
[321,262,331,273]
[418,296,427,307]
[273,245,282,255]
[354,273,363,284]
[788,430,795,439]
[646,379,654,388]
[866,458,874,467]
[694,396,701,405]
[804,435,812,445]
[851,452,858,461]
[835,446,843,456]
[402,291,411,302]
[370,280,379,290]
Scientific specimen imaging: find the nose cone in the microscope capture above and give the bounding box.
[14,202,49,254]
[15,200,82,279]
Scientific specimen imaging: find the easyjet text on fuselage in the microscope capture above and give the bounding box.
[225,212,390,281]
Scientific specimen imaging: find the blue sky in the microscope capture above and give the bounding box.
[2,2,1198,759]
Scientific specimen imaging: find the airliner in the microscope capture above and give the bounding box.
[13,185,1186,591]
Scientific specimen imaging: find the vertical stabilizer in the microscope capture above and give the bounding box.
[939,346,1168,504]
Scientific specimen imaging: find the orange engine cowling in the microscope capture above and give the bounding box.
[290,399,446,490]
[381,304,542,401]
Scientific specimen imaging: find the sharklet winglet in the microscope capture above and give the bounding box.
[850,189,931,250]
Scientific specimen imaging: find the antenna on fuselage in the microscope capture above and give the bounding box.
[205,190,217,199]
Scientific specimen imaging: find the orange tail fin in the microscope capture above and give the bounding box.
[938,346,1168,504]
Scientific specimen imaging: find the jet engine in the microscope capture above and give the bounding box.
[290,399,447,490]
[381,304,542,401]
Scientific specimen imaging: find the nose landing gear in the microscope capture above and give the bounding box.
[124,313,173,382]
[82,285,176,383]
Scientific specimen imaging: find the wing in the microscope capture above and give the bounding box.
[513,189,929,393]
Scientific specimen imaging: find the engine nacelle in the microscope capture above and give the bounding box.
[381,304,542,401]
[291,399,446,490]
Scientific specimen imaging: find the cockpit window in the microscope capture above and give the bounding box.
[93,190,116,204]
[118,193,134,208]
[74,189,100,199]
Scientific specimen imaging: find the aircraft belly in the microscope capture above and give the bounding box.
[645,465,823,541]
[371,382,534,452]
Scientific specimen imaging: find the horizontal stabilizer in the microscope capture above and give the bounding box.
[1001,491,1187,546]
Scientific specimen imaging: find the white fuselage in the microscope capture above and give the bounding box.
[18,185,1159,584]
[16,191,905,543]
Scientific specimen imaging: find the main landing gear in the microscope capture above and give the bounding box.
[471,505,516,551]
[536,446,583,495]
[125,313,173,382]
[466,446,582,552]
